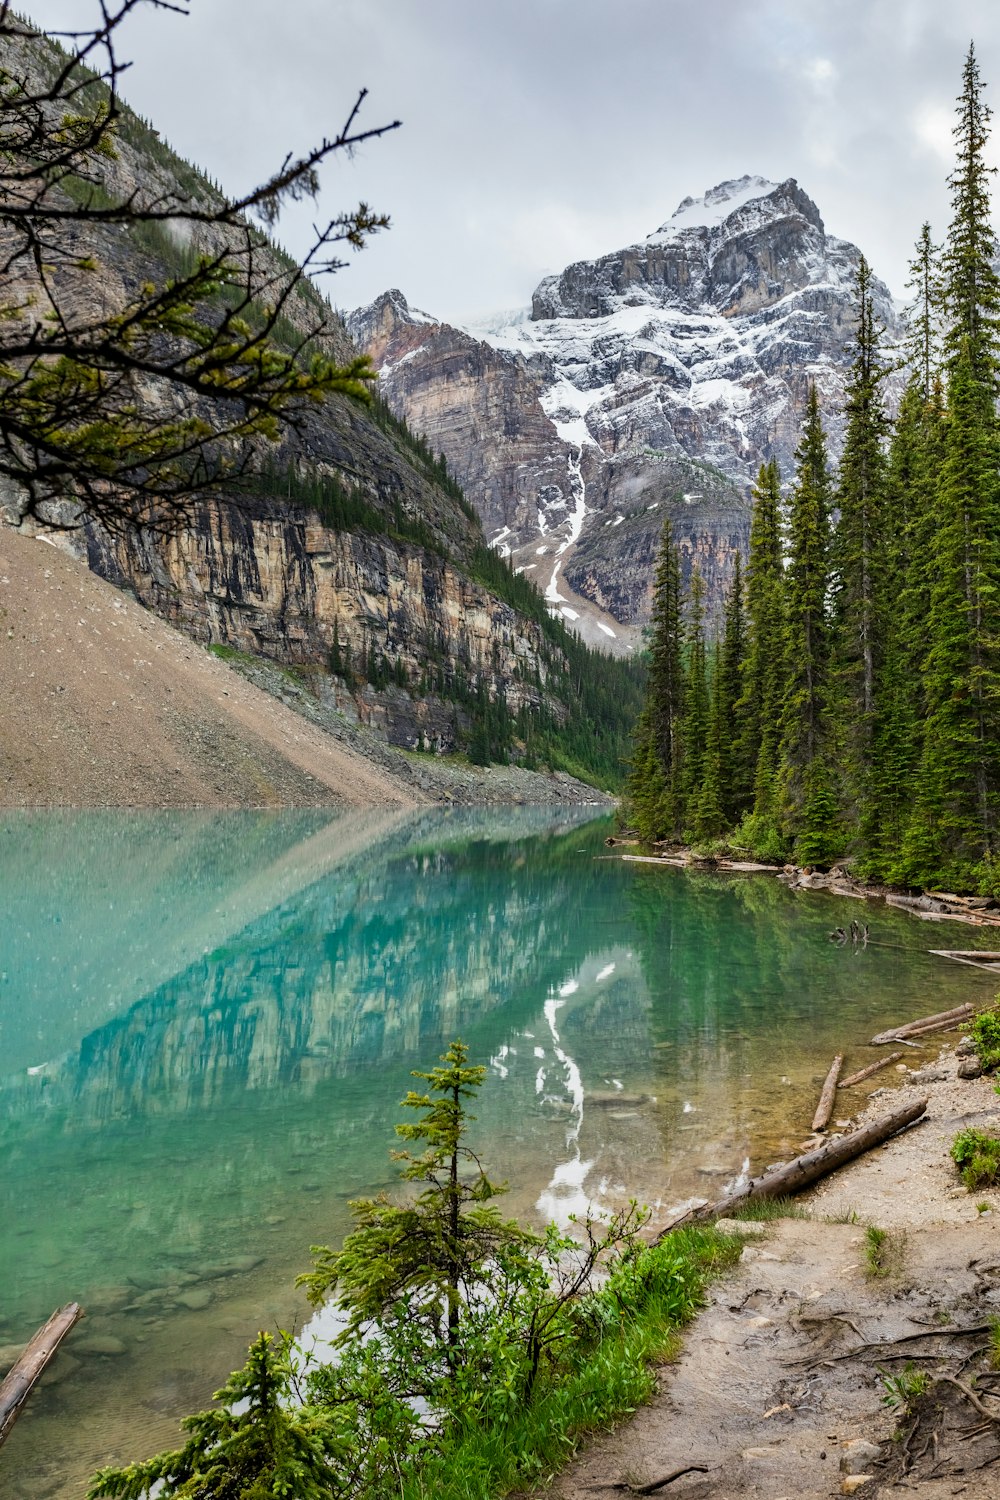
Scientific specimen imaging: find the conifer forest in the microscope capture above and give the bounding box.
[625,45,1000,896]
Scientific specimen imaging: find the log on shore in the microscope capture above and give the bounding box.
[870,1003,975,1046]
[0,1303,83,1448]
[838,1051,905,1088]
[811,1054,844,1131]
[656,1097,928,1240]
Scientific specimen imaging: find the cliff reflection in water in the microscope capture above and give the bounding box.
[1,806,627,1339]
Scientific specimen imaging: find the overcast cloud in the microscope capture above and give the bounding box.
[25,1,1000,321]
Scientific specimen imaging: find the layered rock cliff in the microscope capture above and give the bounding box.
[348,177,902,633]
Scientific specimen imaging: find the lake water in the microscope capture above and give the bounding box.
[2,806,996,1498]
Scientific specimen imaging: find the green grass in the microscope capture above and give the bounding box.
[879,1361,931,1414]
[951,1126,1000,1190]
[864,1225,891,1277]
[398,1226,741,1500]
[723,1197,807,1223]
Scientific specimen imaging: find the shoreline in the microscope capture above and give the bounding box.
[611,840,1000,934]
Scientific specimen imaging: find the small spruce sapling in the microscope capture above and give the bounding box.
[297,1039,538,1371]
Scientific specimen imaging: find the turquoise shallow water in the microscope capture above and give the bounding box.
[2,807,997,1498]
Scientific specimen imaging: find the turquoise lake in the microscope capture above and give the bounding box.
[2,806,997,1498]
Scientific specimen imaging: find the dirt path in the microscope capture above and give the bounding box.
[548,1051,1000,1500]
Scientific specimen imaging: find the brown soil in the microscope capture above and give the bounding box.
[548,1051,1000,1500]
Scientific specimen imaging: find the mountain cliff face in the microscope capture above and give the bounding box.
[347,177,901,633]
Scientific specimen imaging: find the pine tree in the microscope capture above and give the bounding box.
[829,255,891,827]
[941,44,1000,382]
[733,462,786,824]
[900,42,1000,887]
[867,377,946,878]
[777,385,836,859]
[717,552,746,823]
[679,565,710,830]
[905,223,943,399]
[693,640,727,841]
[625,519,685,840]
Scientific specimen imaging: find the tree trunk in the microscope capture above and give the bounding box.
[838,1052,905,1088]
[0,1304,83,1448]
[870,1003,975,1045]
[811,1054,844,1131]
[656,1097,928,1239]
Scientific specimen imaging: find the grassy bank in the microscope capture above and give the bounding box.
[398,1226,741,1500]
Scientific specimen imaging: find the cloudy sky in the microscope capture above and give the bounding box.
[27,0,1000,322]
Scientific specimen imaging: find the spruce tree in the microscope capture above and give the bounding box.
[733,462,785,826]
[625,518,685,841]
[829,255,891,827]
[694,640,727,841]
[777,385,837,861]
[905,223,943,400]
[679,565,710,829]
[900,42,1000,887]
[718,552,746,823]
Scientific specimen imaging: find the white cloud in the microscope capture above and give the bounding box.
[912,102,955,161]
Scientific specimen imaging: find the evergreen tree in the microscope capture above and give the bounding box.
[625,519,685,840]
[905,222,943,399]
[717,552,746,823]
[777,385,837,860]
[941,43,1000,382]
[866,377,946,878]
[829,255,891,826]
[679,565,710,829]
[900,42,1000,887]
[693,640,727,841]
[733,462,785,825]
[901,346,1000,882]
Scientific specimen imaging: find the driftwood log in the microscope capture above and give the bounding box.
[838,1051,905,1088]
[656,1097,928,1239]
[871,1003,975,1046]
[0,1303,83,1448]
[812,1054,844,1131]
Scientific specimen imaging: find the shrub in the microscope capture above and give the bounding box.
[950,1126,1000,1190]
[970,1003,1000,1071]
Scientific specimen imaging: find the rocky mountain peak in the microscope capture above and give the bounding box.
[651,175,819,240]
[529,174,853,323]
[344,288,438,365]
[348,174,902,642]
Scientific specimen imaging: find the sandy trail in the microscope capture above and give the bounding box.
[0,526,421,809]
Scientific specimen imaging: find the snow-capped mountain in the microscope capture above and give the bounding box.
[346,177,900,644]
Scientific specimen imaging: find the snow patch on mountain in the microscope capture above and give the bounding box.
[653,174,781,237]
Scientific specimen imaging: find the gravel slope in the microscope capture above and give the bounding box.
[0,527,420,809]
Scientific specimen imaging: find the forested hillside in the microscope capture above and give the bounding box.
[625,45,1000,893]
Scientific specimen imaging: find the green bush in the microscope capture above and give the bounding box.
[970,1003,1000,1071]
[950,1126,1000,1190]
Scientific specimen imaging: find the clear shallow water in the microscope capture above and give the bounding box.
[2,808,997,1498]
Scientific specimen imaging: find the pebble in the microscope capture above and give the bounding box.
[715,1218,767,1237]
[840,1478,874,1495]
[176,1289,214,1311]
[839,1439,882,1474]
[74,1334,127,1356]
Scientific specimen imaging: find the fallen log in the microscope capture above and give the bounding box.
[0,1303,83,1448]
[811,1054,844,1131]
[870,1003,975,1046]
[656,1097,928,1239]
[838,1051,905,1088]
